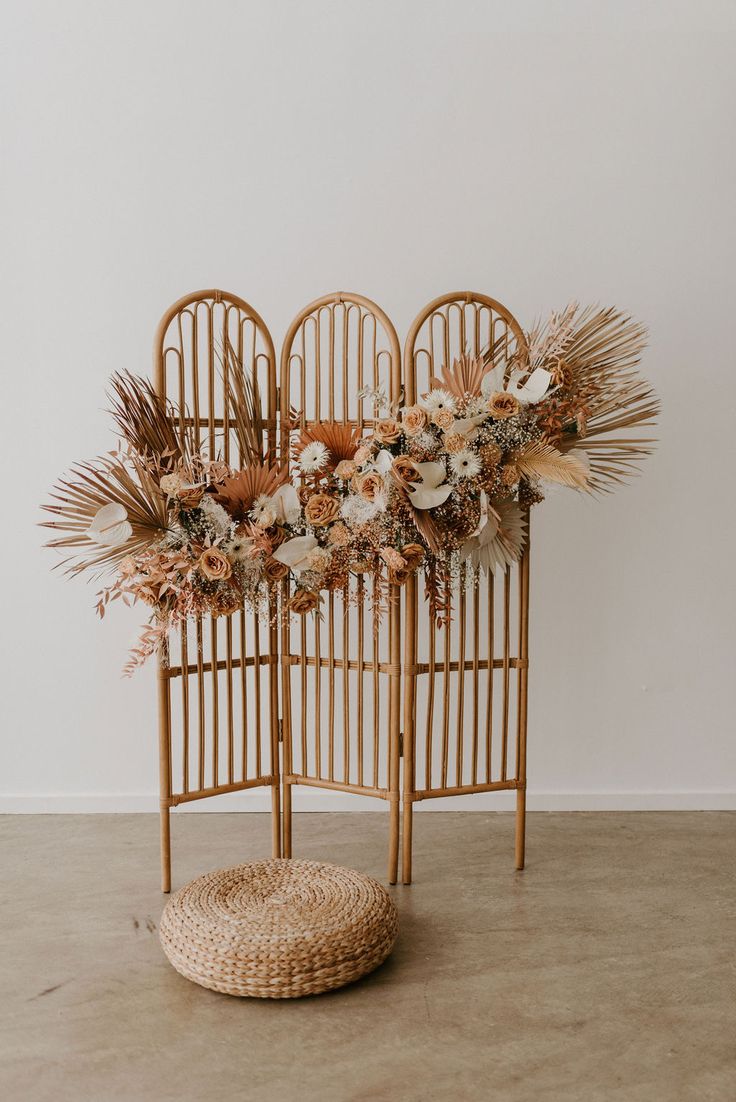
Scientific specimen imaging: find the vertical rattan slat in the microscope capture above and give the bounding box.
[279,293,403,882]
[401,292,531,884]
[153,290,280,892]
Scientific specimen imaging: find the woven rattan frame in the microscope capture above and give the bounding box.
[153,289,530,890]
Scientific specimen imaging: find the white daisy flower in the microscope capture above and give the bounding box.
[224,535,255,563]
[420,388,457,415]
[449,449,482,479]
[299,441,330,473]
[250,495,276,527]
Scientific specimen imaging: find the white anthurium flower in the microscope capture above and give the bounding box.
[88,503,133,547]
[270,484,301,525]
[371,448,394,475]
[407,461,453,510]
[448,412,488,439]
[481,363,553,406]
[272,534,319,576]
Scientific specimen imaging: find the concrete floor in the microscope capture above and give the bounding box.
[1,812,734,1102]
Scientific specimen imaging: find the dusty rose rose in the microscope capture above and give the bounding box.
[304,493,340,528]
[401,406,427,436]
[119,556,137,578]
[443,432,466,454]
[355,471,384,501]
[268,525,288,549]
[198,547,232,581]
[327,522,351,546]
[334,459,357,480]
[288,588,320,614]
[392,455,420,484]
[430,408,455,431]
[178,484,207,510]
[353,445,372,465]
[486,392,520,419]
[373,418,402,445]
[380,547,407,571]
[402,542,425,569]
[214,588,241,616]
[264,557,289,583]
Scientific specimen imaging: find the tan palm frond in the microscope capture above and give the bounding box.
[41,451,170,577]
[222,337,265,467]
[212,463,288,521]
[513,440,591,490]
[429,353,489,400]
[108,372,194,472]
[293,422,363,468]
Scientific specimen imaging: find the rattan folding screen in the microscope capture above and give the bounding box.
[154,290,530,892]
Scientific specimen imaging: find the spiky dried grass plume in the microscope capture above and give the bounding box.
[108,372,194,474]
[222,337,265,467]
[528,304,659,491]
[41,450,170,576]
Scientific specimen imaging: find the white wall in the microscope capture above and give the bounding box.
[2,0,735,812]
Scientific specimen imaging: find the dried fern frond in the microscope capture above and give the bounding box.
[41,450,170,577]
[212,463,288,522]
[429,353,488,400]
[222,337,265,467]
[293,422,363,469]
[513,440,590,490]
[108,372,194,473]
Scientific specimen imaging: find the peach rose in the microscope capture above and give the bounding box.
[402,542,425,569]
[304,493,340,528]
[264,557,289,583]
[430,408,455,431]
[392,455,420,484]
[198,547,232,581]
[401,405,427,436]
[486,392,520,419]
[355,471,384,501]
[353,445,372,465]
[288,588,320,615]
[373,418,402,444]
[334,459,357,480]
[380,547,407,571]
[442,432,466,454]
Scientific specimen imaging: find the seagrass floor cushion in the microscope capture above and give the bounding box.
[159,858,399,998]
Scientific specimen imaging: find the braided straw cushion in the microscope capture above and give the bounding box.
[159,859,398,998]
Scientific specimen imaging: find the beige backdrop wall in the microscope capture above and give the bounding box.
[2,0,734,811]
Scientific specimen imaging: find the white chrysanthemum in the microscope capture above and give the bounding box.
[250,495,275,527]
[224,535,255,563]
[449,449,482,479]
[199,495,234,536]
[299,441,330,473]
[421,388,457,414]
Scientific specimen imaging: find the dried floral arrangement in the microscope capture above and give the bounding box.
[42,305,658,672]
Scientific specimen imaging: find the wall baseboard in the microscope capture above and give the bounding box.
[1,791,734,813]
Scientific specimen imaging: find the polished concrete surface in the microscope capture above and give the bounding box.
[1,812,734,1101]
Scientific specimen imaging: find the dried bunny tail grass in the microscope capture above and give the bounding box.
[222,336,265,467]
[108,372,193,472]
[40,450,170,577]
[513,440,591,490]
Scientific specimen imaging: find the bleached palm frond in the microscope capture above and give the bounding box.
[429,354,488,400]
[514,440,590,490]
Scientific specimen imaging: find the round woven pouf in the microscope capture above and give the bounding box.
[159,859,398,998]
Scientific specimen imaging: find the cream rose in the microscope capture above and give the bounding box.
[401,405,427,436]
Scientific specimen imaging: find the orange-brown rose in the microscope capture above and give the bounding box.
[214,588,241,616]
[355,471,384,501]
[402,542,425,568]
[304,493,340,527]
[486,391,520,419]
[198,547,232,581]
[401,406,427,436]
[288,588,320,614]
[389,566,411,586]
[264,557,289,583]
[430,408,455,431]
[392,455,420,484]
[373,418,402,444]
